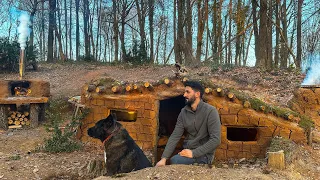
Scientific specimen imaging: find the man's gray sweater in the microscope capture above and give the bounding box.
[161,100,221,162]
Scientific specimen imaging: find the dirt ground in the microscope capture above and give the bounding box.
[0,62,319,180]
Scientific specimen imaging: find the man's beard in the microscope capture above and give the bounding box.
[185,96,196,107]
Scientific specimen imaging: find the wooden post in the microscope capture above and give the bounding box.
[30,104,39,128]
[164,78,172,86]
[111,86,121,93]
[205,88,212,94]
[125,84,132,92]
[267,150,285,170]
[96,86,107,93]
[216,88,224,96]
[0,105,9,129]
[144,82,153,90]
[227,92,235,101]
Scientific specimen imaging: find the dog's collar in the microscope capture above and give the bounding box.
[102,124,121,145]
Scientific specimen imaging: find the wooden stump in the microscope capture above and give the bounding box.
[267,150,285,170]
[0,105,9,129]
[30,104,39,128]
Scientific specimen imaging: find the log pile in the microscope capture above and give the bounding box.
[7,110,30,127]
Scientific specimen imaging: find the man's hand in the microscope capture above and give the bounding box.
[178,149,193,158]
[155,158,167,167]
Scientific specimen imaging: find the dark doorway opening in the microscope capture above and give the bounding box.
[157,95,185,163]
[158,95,185,136]
[227,127,258,141]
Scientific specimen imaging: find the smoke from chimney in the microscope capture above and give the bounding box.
[302,54,320,85]
[17,12,30,50]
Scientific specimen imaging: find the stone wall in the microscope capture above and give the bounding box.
[206,97,307,160]
[78,94,159,152]
[290,88,320,128]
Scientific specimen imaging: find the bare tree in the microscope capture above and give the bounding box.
[75,0,80,61]
[47,0,56,62]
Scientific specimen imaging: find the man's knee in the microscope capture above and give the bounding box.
[170,154,194,165]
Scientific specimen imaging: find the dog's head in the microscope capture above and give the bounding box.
[87,113,117,142]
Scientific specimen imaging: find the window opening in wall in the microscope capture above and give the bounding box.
[227,127,258,141]
[110,109,137,122]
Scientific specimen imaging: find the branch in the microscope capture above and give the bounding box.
[205,23,253,61]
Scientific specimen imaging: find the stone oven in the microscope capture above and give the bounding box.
[0,79,50,129]
[77,77,308,163]
[290,85,320,129]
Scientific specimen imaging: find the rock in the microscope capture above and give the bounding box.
[239,158,246,163]
[33,168,39,173]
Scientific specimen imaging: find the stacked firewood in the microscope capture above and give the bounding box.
[7,111,30,127]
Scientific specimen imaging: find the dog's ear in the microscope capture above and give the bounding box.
[111,113,117,122]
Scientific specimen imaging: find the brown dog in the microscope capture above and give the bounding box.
[87,114,152,176]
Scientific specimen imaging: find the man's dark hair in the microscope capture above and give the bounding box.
[184,81,204,98]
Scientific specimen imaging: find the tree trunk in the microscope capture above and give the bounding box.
[69,0,73,60]
[75,0,80,61]
[47,0,56,62]
[252,0,259,66]
[185,0,192,64]
[83,0,90,58]
[227,0,232,64]
[280,0,288,68]
[296,0,303,69]
[257,0,268,68]
[196,0,208,64]
[266,0,273,70]
[274,0,280,68]
[29,0,37,48]
[112,0,119,62]
[64,0,68,60]
[149,0,154,63]
[135,0,147,60]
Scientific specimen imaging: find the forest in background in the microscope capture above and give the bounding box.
[0,0,319,70]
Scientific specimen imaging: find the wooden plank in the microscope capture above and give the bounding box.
[0,97,48,104]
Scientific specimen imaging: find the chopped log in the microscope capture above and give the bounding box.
[227,93,235,101]
[205,88,212,94]
[125,84,132,92]
[260,106,266,111]
[96,86,106,93]
[17,113,21,117]
[8,119,13,125]
[24,117,28,121]
[111,86,121,93]
[24,112,29,116]
[243,101,251,108]
[21,121,26,125]
[285,113,294,121]
[21,115,25,118]
[14,121,20,125]
[144,82,153,89]
[216,88,224,96]
[15,117,19,121]
[164,78,172,86]
[133,84,139,90]
[19,118,23,121]
[85,84,96,92]
[25,121,30,126]
[7,117,12,120]
[8,125,22,129]
[11,114,16,119]
[267,150,285,170]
